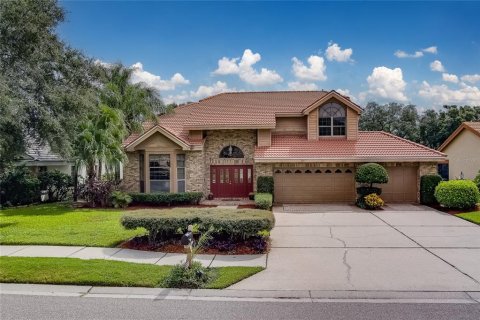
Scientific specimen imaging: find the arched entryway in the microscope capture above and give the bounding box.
[210,146,253,198]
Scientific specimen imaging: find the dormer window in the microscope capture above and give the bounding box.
[319,103,346,136]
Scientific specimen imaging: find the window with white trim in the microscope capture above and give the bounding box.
[149,154,170,192]
[176,154,186,192]
[319,103,346,136]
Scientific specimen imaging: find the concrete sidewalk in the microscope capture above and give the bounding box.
[0,245,267,267]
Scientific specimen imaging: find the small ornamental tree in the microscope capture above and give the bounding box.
[355,163,389,188]
[355,163,389,203]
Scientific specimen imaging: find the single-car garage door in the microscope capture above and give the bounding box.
[382,166,418,202]
[274,167,356,203]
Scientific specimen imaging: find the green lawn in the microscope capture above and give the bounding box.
[0,257,263,289]
[0,203,146,247]
[456,211,480,225]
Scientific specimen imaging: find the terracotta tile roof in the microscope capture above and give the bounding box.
[184,91,330,129]
[123,103,203,148]
[255,132,446,161]
[438,121,480,151]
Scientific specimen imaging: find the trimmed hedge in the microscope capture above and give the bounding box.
[128,192,203,206]
[434,180,480,210]
[420,174,443,205]
[255,193,273,210]
[257,176,274,194]
[357,186,382,197]
[355,163,389,187]
[121,208,275,244]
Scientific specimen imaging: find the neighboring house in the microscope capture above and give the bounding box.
[122,90,446,203]
[438,122,480,180]
[17,141,123,181]
[19,141,75,177]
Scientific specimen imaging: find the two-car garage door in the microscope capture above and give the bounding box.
[274,167,356,203]
[273,166,418,204]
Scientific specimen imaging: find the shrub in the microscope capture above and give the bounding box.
[128,192,203,206]
[420,174,443,205]
[364,193,385,210]
[38,170,72,202]
[435,180,480,210]
[356,186,382,197]
[0,166,40,206]
[110,191,132,208]
[255,193,272,210]
[79,180,116,207]
[355,163,389,187]
[121,208,275,244]
[162,261,213,289]
[474,170,480,190]
[257,176,274,194]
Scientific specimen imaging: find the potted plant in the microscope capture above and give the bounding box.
[248,192,255,200]
[207,193,214,200]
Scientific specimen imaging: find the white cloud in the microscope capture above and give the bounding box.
[291,55,327,81]
[213,49,283,86]
[419,81,480,105]
[422,46,438,54]
[442,73,459,83]
[394,46,437,58]
[130,62,189,91]
[394,50,424,58]
[287,81,318,91]
[335,88,351,97]
[325,43,353,62]
[461,74,480,84]
[430,60,445,72]
[363,66,408,102]
[164,81,235,104]
[190,81,234,99]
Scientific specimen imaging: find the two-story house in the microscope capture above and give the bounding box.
[122,90,446,203]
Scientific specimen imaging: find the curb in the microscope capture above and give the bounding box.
[1,283,479,304]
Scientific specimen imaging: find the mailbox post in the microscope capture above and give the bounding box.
[181,225,194,268]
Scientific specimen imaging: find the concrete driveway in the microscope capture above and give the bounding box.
[231,204,480,291]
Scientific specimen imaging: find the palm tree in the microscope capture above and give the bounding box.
[99,64,165,134]
[75,104,126,183]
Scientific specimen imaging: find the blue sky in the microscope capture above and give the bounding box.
[59,1,480,108]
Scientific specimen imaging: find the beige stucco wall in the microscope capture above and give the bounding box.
[442,130,480,180]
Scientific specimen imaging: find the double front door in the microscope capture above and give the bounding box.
[210,165,253,198]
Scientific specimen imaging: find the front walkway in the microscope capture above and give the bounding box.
[231,204,480,291]
[0,245,266,268]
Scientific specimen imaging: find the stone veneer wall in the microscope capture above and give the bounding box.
[185,151,205,194]
[203,130,256,195]
[120,151,140,192]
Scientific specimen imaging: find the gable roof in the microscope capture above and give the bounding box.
[19,140,70,165]
[255,131,446,162]
[438,122,480,152]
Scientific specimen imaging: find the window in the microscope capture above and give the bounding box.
[305,170,312,173]
[319,103,346,136]
[274,169,282,174]
[219,145,244,158]
[149,154,170,192]
[315,169,322,173]
[295,170,302,173]
[177,154,185,192]
[335,169,342,173]
[437,164,449,180]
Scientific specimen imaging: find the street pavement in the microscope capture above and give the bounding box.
[231,204,480,291]
[1,294,480,320]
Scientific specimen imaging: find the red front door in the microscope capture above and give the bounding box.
[210,165,253,198]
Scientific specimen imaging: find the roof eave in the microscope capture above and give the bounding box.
[302,90,363,115]
[254,156,446,163]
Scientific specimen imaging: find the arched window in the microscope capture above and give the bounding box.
[219,145,244,158]
[285,170,292,174]
[274,169,282,174]
[325,169,332,173]
[315,169,322,173]
[319,103,346,136]
[345,169,353,173]
[335,169,342,173]
[305,170,312,173]
[295,170,302,174]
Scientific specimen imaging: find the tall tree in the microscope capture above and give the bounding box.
[99,64,164,134]
[74,105,126,183]
[0,0,98,171]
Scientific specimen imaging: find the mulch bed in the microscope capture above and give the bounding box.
[120,235,269,255]
[237,204,256,209]
[426,203,479,215]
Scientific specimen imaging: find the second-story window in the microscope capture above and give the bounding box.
[319,103,346,136]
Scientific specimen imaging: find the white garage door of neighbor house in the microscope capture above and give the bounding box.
[273,167,356,203]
